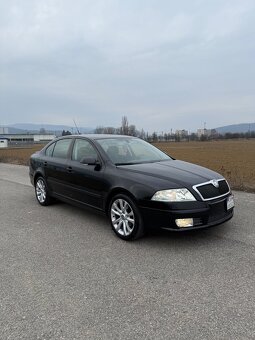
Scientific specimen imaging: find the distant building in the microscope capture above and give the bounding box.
[197,129,210,137]
[197,128,218,138]
[0,133,56,145]
[0,138,8,148]
[175,129,189,137]
[0,127,9,134]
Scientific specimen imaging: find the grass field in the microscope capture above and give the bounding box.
[0,139,254,191]
[154,139,255,192]
[0,145,43,165]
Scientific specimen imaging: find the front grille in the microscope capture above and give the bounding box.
[194,179,230,200]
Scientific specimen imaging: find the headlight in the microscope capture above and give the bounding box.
[151,188,196,202]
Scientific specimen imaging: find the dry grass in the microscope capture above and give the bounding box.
[0,140,255,191]
[0,145,43,165]
[154,139,255,192]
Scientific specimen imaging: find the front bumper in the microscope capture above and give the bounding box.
[140,194,234,231]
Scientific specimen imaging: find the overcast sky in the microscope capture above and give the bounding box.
[0,0,255,132]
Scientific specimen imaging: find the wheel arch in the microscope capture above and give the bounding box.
[104,188,138,215]
[33,170,45,186]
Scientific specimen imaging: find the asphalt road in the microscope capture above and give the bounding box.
[0,163,254,340]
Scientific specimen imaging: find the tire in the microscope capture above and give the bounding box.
[35,177,52,206]
[108,194,144,240]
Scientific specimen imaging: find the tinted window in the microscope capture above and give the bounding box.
[45,142,55,157]
[72,139,98,162]
[52,139,72,159]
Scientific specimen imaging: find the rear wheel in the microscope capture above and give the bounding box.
[109,194,144,240]
[35,177,52,206]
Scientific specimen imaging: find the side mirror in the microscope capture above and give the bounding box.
[80,157,101,170]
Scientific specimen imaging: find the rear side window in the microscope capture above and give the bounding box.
[45,143,55,157]
[52,139,72,159]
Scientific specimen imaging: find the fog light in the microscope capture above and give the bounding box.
[175,218,194,228]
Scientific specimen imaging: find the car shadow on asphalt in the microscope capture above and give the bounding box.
[38,198,231,249]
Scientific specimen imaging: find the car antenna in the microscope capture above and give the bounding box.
[73,119,81,134]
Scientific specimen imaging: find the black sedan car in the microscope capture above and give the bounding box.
[29,134,234,240]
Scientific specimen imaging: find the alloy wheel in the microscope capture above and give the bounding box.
[111,198,135,237]
[36,178,47,203]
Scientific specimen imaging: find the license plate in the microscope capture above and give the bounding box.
[227,195,235,210]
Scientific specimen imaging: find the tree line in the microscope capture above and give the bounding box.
[62,116,255,141]
[94,116,255,141]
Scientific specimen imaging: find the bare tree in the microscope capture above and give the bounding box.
[152,132,158,142]
[39,128,46,134]
[128,124,137,136]
[94,126,105,134]
[121,116,129,135]
[104,127,116,134]
[95,126,116,134]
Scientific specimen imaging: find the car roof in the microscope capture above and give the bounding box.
[58,134,137,140]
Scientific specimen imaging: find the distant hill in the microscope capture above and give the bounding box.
[1,127,27,134]
[7,123,94,134]
[215,123,255,134]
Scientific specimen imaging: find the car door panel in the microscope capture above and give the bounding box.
[43,138,73,196]
[64,138,107,209]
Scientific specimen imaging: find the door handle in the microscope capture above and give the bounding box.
[66,166,73,173]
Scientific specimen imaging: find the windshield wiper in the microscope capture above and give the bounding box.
[115,159,172,166]
[115,162,141,166]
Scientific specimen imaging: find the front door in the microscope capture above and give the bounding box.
[65,138,107,210]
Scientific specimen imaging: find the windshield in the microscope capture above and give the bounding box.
[96,138,172,165]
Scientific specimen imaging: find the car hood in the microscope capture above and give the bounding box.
[118,160,223,189]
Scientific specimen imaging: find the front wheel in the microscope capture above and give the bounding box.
[35,177,52,206]
[108,194,144,240]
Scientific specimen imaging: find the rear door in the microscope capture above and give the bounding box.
[44,138,73,197]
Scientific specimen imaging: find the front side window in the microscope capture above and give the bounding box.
[52,139,72,159]
[72,139,98,162]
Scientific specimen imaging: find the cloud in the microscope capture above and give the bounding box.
[0,1,195,61]
[204,0,255,41]
[0,0,255,131]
